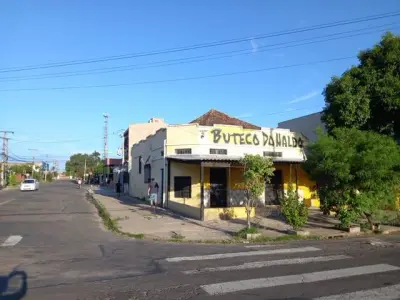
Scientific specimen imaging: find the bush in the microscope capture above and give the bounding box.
[9,174,18,186]
[236,227,258,239]
[281,184,308,230]
[46,173,53,182]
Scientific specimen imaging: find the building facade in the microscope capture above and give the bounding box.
[122,118,167,194]
[129,110,320,221]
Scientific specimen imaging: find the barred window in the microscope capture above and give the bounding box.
[174,176,191,198]
[210,148,227,155]
[175,148,192,154]
[263,151,283,157]
[144,164,151,183]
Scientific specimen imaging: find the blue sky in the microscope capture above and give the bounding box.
[1,0,400,169]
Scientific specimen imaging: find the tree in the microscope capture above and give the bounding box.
[322,32,400,140]
[65,151,103,178]
[240,154,275,229]
[304,128,400,228]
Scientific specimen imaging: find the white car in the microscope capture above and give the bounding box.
[20,179,40,191]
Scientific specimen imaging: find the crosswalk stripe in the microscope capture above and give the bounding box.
[165,246,320,262]
[201,264,400,295]
[314,283,400,300]
[183,255,351,274]
[1,235,23,247]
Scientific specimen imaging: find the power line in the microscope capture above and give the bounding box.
[0,56,355,92]
[1,10,399,74]
[0,22,397,83]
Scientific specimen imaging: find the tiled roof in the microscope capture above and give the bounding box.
[190,109,261,130]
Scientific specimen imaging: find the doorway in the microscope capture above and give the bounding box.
[265,169,284,204]
[160,168,164,207]
[209,167,227,207]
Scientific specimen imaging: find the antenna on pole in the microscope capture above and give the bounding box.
[103,113,109,161]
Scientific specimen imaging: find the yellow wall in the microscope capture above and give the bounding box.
[203,207,255,221]
[230,167,245,190]
[166,125,199,154]
[169,161,201,207]
[274,163,319,207]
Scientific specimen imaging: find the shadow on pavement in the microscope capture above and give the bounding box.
[0,270,28,300]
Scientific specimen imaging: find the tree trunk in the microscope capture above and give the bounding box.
[246,205,251,229]
[364,212,373,227]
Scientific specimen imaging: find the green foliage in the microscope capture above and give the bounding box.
[46,173,53,182]
[240,154,275,228]
[65,151,104,178]
[281,184,309,230]
[322,32,400,140]
[241,154,275,199]
[304,128,400,227]
[236,227,258,239]
[8,173,18,186]
[9,164,33,175]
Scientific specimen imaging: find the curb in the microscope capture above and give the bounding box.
[85,189,400,245]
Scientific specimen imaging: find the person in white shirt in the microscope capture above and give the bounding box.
[148,178,159,212]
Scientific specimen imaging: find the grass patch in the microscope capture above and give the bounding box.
[235,227,258,239]
[169,232,185,242]
[125,233,145,239]
[86,192,144,239]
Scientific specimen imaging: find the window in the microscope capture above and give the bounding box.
[138,156,142,174]
[161,150,164,157]
[144,164,151,183]
[174,176,191,198]
[210,148,227,155]
[263,151,282,157]
[175,148,192,155]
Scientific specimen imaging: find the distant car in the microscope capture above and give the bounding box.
[20,179,39,191]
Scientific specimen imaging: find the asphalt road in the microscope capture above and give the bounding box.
[1,181,400,300]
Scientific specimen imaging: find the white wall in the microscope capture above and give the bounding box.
[167,125,307,162]
[125,119,167,171]
[129,130,166,201]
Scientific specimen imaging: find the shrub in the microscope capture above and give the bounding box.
[281,184,308,230]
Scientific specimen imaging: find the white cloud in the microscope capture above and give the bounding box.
[288,90,319,104]
[250,39,259,53]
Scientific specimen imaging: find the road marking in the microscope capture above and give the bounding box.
[1,235,23,247]
[201,264,400,295]
[183,255,351,274]
[244,244,275,248]
[315,283,400,300]
[0,199,15,206]
[165,246,320,262]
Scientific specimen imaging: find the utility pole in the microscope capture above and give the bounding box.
[0,131,14,187]
[83,158,87,184]
[103,113,109,161]
[28,148,38,178]
[103,113,109,186]
[44,154,49,182]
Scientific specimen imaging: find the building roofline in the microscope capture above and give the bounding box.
[278,111,322,125]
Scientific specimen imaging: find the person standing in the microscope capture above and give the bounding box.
[116,181,121,198]
[148,178,159,213]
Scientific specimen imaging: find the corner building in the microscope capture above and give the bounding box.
[129,110,320,221]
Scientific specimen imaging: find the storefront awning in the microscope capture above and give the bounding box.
[167,154,305,163]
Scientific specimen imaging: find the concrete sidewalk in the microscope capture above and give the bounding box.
[89,187,400,242]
